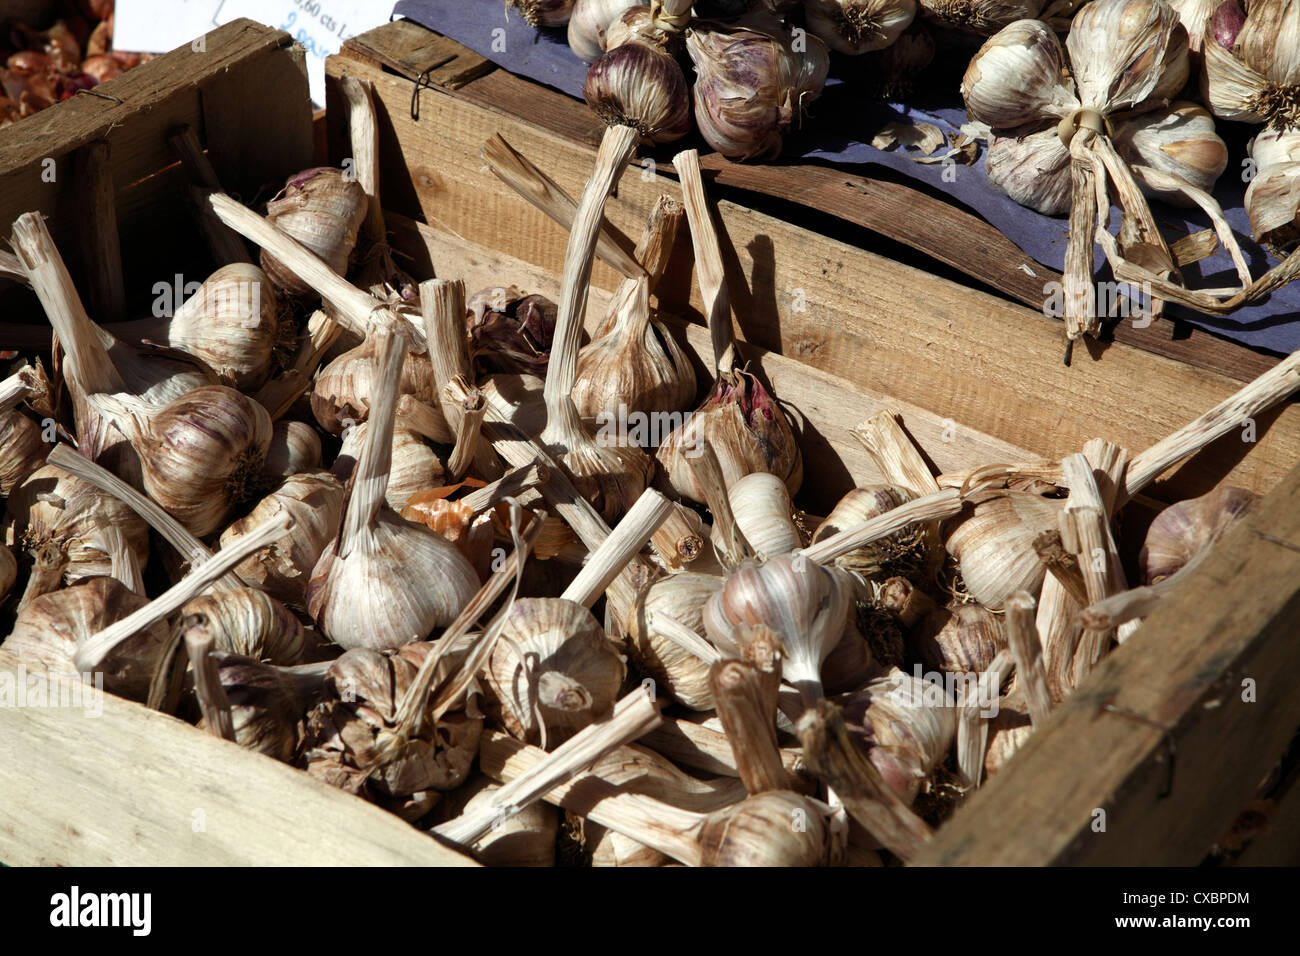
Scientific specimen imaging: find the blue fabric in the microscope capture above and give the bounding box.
[394,0,1300,354]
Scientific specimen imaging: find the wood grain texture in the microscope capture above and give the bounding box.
[0,650,475,866]
[913,462,1300,865]
[325,51,1300,502]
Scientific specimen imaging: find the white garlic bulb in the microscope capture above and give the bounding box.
[181,587,307,665]
[961,19,1079,130]
[943,492,1062,610]
[627,571,723,710]
[918,0,1045,36]
[262,420,322,479]
[1202,0,1300,130]
[1112,102,1229,205]
[261,167,369,298]
[985,127,1073,215]
[1246,127,1300,248]
[728,472,802,560]
[332,422,445,513]
[312,322,441,436]
[804,0,918,54]
[569,0,647,62]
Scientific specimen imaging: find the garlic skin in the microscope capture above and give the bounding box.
[209,654,309,761]
[627,571,723,710]
[911,601,1005,673]
[728,472,803,561]
[332,423,445,513]
[985,126,1074,216]
[656,369,803,505]
[705,554,854,704]
[5,464,150,601]
[812,485,929,579]
[804,0,918,54]
[944,492,1062,610]
[510,0,575,27]
[569,0,647,61]
[262,420,322,480]
[3,577,169,701]
[698,791,827,865]
[1246,128,1300,249]
[584,42,693,143]
[1067,0,1187,112]
[0,542,15,601]
[960,19,1079,130]
[181,589,306,665]
[686,18,831,161]
[1169,0,1219,53]
[467,287,557,379]
[0,405,46,497]
[1202,0,1300,130]
[1140,485,1257,585]
[261,167,369,298]
[1112,102,1228,205]
[482,597,628,747]
[312,326,439,436]
[918,0,1044,36]
[220,471,345,607]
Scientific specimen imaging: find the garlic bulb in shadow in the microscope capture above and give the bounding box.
[4,463,149,606]
[698,790,827,865]
[1140,485,1257,585]
[332,422,445,513]
[467,286,557,378]
[627,571,722,710]
[917,0,1044,36]
[3,577,169,701]
[943,491,1062,610]
[509,0,575,27]
[0,542,15,602]
[197,650,321,761]
[804,0,917,54]
[911,601,1005,674]
[262,420,322,480]
[219,471,345,607]
[481,597,628,748]
[181,588,306,665]
[312,324,440,436]
[438,773,560,866]
[261,167,369,298]
[0,372,47,496]
[812,485,929,579]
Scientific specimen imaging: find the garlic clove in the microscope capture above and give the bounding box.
[1140,484,1257,585]
[627,571,723,710]
[804,0,918,54]
[262,420,322,480]
[960,19,1079,129]
[261,167,369,299]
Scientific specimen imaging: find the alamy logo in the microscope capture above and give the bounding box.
[49,886,151,936]
[0,664,103,717]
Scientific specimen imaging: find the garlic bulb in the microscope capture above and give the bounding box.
[263,420,323,480]
[440,774,560,866]
[332,422,444,512]
[0,542,15,601]
[961,19,1079,130]
[1140,485,1256,585]
[697,790,827,865]
[918,0,1044,36]
[727,472,802,560]
[627,571,723,709]
[0,398,46,498]
[569,0,648,61]
[467,286,557,378]
[312,322,440,436]
[5,463,150,605]
[944,492,1062,610]
[985,126,1074,216]
[857,19,936,100]
[509,0,575,27]
[605,4,690,53]
[107,263,285,390]
[90,386,272,537]
[804,0,917,54]
[839,666,957,803]
[261,167,369,298]
[3,577,169,701]
[573,196,695,421]
[198,651,318,761]
[219,471,345,607]
[303,642,482,817]
[1202,0,1300,130]
[180,588,306,665]
[911,601,1005,673]
[482,597,628,747]
[306,330,479,650]
[705,553,855,705]
[1111,102,1229,205]
[584,41,693,144]
[1246,127,1300,249]
[812,485,929,579]
[686,16,831,160]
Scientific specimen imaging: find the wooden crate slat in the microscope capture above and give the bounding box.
[342,18,493,89]
[0,651,476,866]
[912,462,1300,866]
[327,52,1300,502]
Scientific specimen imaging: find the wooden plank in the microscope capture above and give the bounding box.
[1229,756,1300,865]
[327,53,1300,502]
[342,20,492,90]
[913,462,1300,865]
[0,650,475,866]
[353,22,1280,384]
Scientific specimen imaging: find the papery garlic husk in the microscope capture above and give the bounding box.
[0,542,15,601]
[573,280,696,421]
[1246,127,1300,248]
[302,643,482,815]
[510,0,575,27]
[1112,102,1229,205]
[911,601,1005,673]
[686,16,831,161]
[812,485,929,579]
[586,820,673,866]
[727,471,803,560]
[960,19,1079,130]
[482,597,628,747]
[985,126,1073,215]
[627,571,723,709]
[440,773,560,866]
[4,464,149,600]
[312,325,439,435]
[332,423,445,513]
[569,0,648,61]
[584,41,693,143]
[263,420,322,479]
[3,576,169,701]
[705,553,854,703]
[92,386,273,537]
[0,404,46,497]
[918,0,1044,36]
[208,653,315,761]
[220,471,345,607]
[108,264,285,391]
[838,666,958,803]
[983,687,1032,779]
[656,368,802,505]
[605,5,687,53]
[261,168,369,298]
[181,588,306,665]
[698,790,827,865]
[1169,0,1219,53]
[943,492,1062,610]
[804,0,917,53]
[1067,0,1187,113]
[400,494,496,577]
[1202,0,1300,130]
[467,286,558,379]
[1140,484,1257,585]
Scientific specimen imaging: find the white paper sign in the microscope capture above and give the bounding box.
[114,0,394,106]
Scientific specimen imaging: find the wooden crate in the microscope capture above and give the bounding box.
[321,21,1300,865]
